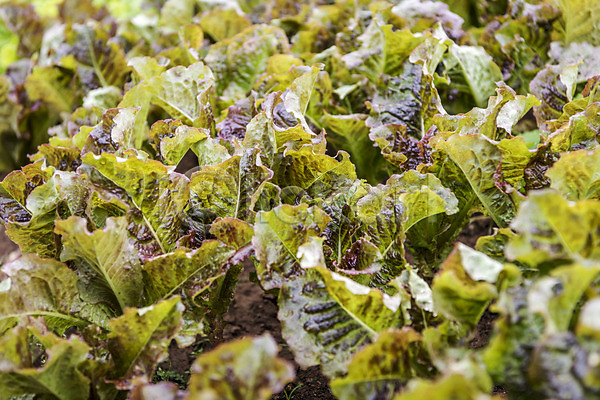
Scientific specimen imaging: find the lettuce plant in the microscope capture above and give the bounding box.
[1,0,600,399]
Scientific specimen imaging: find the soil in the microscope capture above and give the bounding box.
[0,225,19,264]
[0,199,498,399]
[163,264,337,400]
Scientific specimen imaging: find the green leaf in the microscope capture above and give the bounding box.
[0,76,21,155]
[483,285,545,395]
[439,83,540,141]
[432,243,502,326]
[209,217,254,250]
[528,264,599,334]
[367,63,443,138]
[396,268,435,314]
[64,24,130,88]
[475,228,517,262]
[322,113,388,184]
[129,57,167,82]
[1,163,60,258]
[273,146,357,199]
[189,148,272,221]
[187,333,294,400]
[206,25,290,104]
[149,119,204,165]
[31,144,82,172]
[546,147,600,200]
[549,102,600,153]
[142,239,235,305]
[554,0,600,45]
[0,323,91,400]
[278,265,403,377]
[367,124,432,171]
[198,7,252,41]
[83,108,145,155]
[392,372,496,400]
[386,171,459,232]
[54,216,143,313]
[149,119,229,167]
[83,152,190,253]
[341,22,425,81]
[146,62,215,128]
[0,254,109,335]
[506,190,600,264]
[330,328,435,399]
[107,296,183,389]
[437,134,515,227]
[25,66,80,116]
[442,44,503,108]
[159,0,196,34]
[315,182,369,268]
[0,16,18,73]
[253,204,330,290]
[529,64,577,129]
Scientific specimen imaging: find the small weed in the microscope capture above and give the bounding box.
[283,383,303,400]
[190,337,211,357]
[152,362,189,389]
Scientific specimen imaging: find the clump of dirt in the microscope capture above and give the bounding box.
[457,214,493,248]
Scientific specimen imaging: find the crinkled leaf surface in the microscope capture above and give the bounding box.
[367,63,443,138]
[209,217,254,250]
[506,190,600,264]
[64,24,130,88]
[0,323,91,400]
[83,152,189,253]
[330,328,435,400]
[206,25,290,104]
[341,22,425,81]
[546,147,600,200]
[25,66,80,116]
[432,243,503,326]
[443,44,503,108]
[55,216,143,313]
[189,148,272,221]
[278,266,403,378]
[386,171,459,231]
[273,146,357,199]
[554,0,600,46]
[438,134,515,227]
[147,62,215,128]
[83,107,145,155]
[0,254,109,335]
[143,240,235,305]
[187,334,294,400]
[107,296,183,389]
[148,119,227,167]
[253,204,330,290]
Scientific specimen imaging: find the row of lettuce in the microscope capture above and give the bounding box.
[1,0,600,399]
